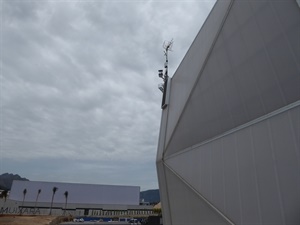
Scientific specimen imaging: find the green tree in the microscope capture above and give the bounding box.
[1,190,8,214]
[1,190,8,202]
[49,187,58,215]
[34,189,41,214]
[153,208,162,216]
[63,191,68,215]
[20,188,27,214]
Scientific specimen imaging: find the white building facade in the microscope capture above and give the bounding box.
[156,0,300,224]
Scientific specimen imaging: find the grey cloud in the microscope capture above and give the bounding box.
[1,0,215,189]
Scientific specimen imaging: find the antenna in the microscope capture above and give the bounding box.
[163,39,173,53]
[158,39,173,83]
[157,39,173,108]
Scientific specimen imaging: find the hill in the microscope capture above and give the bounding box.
[140,189,160,204]
[0,173,29,190]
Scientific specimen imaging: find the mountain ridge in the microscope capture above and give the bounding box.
[0,173,29,190]
[140,189,160,204]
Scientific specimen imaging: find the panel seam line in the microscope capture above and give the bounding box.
[165,100,300,160]
[164,161,235,225]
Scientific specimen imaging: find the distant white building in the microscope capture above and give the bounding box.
[10,180,140,205]
[3,180,153,216]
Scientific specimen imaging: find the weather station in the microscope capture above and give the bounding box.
[158,39,173,109]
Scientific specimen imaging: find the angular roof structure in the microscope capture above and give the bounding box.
[157,0,300,224]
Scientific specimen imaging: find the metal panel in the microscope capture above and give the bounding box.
[164,165,232,225]
[164,0,232,147]
[164,105,300,224]
[267,109,300,224]
[235,129,261,224]
[165,0,300,157]
[156,161,172,225]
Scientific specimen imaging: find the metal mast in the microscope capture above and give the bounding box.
[158,39,173,109]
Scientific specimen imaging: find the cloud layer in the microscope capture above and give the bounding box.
[1,0,215,190]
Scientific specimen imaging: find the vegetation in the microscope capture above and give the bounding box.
[49,215,74,225]
[1,190,8,202]
[34,189,41,213]
[63,191,68,215]
[153,208,162,215]
[20,188,27,214]
[1,190,8,214]
[49,187,58,215]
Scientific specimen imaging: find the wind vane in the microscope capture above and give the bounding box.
[158,39,173,109]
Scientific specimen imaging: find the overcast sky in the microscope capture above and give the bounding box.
[0,0,215,191]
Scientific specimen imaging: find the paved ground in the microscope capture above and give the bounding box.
[0,215,57,225]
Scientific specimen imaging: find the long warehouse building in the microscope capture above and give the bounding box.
[6,180,153,216]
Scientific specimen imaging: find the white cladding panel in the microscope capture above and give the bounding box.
[165,105,300,224]
[157,0,300,224]
[9,180,140,205]
[165,0,230,147]
[165,0,300,157]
